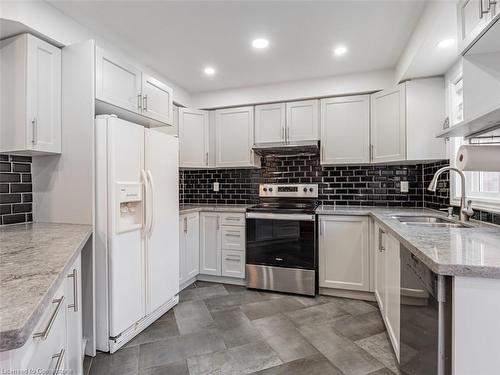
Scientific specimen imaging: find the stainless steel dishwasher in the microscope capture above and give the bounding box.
[400,246,452,375]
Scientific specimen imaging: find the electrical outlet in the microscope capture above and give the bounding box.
[213,182,219,192]
[400,181,409,193]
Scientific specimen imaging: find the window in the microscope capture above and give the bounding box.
[449,74,500,213]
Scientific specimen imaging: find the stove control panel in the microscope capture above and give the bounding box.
[259,184,318,198]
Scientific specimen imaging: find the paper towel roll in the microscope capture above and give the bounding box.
[456,145,500,171]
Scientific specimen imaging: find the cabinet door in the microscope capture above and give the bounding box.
[286,100,319,142]
[66,255,83,375]
[371,85,406,163]
[179,108,209,168]
[26,34,61,153]
[373,222,386,313]
[254,103,285,144]
[95,47,141,113]
[320,95,370,165]
[141,73,173,124]
[319,216,370,292]
[215,106,255,167]
[221,250,245,278]
[385,232,401,358]
[199,213,221,276]
[457,0,493,53]
[186,213,200,279]
[179,215,187,286]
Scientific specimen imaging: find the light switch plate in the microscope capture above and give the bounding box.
[400,181,409,193]
[213,182,219,192]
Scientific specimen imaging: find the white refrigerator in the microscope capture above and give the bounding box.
[94,115,179,353]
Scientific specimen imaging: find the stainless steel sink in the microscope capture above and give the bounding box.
[392,215,472,228]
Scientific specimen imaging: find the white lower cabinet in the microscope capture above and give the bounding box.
[373,221,386,313]
[371,219,400,359]
[179,213,200,287]
[199,213,222,276]
[319,215,370,292]
[384,231,400,359]
[1,256,83,374]
[221,250,245,278]
[199,212,245,279]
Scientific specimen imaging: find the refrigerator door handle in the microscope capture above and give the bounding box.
[146,170,155,237]
[141,169,149,234]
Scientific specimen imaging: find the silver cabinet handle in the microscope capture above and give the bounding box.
[480,0,487,18]
[225,233,240,237]
[225,217,241,221]
[137,94,142,111]
[52,348,65,373]
[205,152,208,166]
[225,257,240,262]
[184,217,187,233]
[378,228,385,252]
[321,145,324,161]
[67,269,78,312]
[31,118,37,145]
[370,144,374,161]
[282,127,285,141]
[143,94,148,111]
[217,216,220,230]
[33,296,65,340]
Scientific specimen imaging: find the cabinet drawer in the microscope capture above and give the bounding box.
[221,226,245,251]
[221,250,245,279]
[21,283,67,371]
[220,213,245,226]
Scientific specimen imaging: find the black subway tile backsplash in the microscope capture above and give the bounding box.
[0,155,33,225]
[180,153,498,225]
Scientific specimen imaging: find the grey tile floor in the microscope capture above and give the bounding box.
[86,281,399,375]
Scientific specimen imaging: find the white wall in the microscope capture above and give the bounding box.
[192,69,395,109]
[0,0,193,107]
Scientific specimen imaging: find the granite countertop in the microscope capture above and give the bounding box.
[179,204,253,214]
[0,222,92,352]
[316,206,500,279]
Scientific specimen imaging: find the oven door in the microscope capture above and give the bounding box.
[245,212,316,270]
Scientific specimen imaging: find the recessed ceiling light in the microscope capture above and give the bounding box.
[252,38,269,49]
[204,66,216,76]
[437,38,455,49]
[333,45,347,56]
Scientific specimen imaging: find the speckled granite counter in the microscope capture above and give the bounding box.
[179,204,253,214]
[0,222,92,351]
[316,206,500,279]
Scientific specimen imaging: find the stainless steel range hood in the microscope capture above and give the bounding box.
[252,141,319,157]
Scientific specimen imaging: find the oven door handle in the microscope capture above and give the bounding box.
[246,212,315,221]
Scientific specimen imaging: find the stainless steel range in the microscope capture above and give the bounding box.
[245,184,318,296]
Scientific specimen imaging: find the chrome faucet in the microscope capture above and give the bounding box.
[427,166,474,222]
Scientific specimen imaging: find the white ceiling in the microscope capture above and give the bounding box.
[48,0,427,93]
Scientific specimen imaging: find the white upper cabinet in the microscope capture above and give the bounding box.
[371,85,406,163]
[405,78,446,161]
[254,103,286,144]
[371,78,445,163]
[95,47,142,113]
[457,0,498,54]
[319,216,370,292]
[215,106,257,167]
[0,33,61,155]
[285,100,319,142]
[141,73,173,124]
[179,108,209,168]
[320,95,370,165]
[95,47,174,125]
